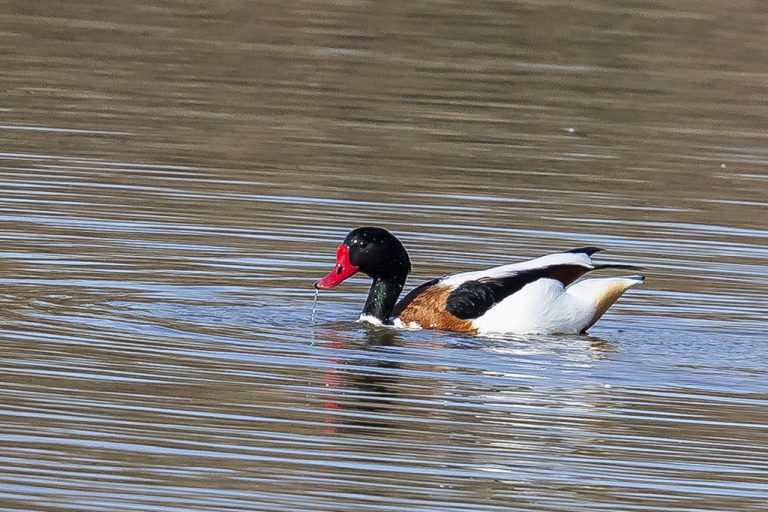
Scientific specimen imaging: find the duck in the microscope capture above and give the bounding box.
[314,227,644,335]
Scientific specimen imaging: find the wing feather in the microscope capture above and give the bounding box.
[444,263,593,320]
[442,248,597,287]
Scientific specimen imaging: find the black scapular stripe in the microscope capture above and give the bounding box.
[444,263,595,320]
[445,267,553,320]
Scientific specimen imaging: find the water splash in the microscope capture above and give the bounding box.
[311,288,319,323]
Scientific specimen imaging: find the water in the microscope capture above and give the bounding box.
[1,1,767,511]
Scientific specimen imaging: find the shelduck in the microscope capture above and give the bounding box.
[314,227,644,334]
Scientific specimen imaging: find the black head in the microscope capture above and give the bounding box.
[343,227,411,279]
[315,227,411,289]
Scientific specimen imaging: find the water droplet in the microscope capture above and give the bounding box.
[311,288,319,323]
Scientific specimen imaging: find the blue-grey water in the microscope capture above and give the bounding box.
[0,1,766,511]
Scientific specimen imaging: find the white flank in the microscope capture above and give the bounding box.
[472,275,643,335]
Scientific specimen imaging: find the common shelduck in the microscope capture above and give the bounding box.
[314,227,644,334]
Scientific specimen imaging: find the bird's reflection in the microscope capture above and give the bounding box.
[312,321,619,437]
[313,322,409,433]
[470,331,617,364]
[306,321,718,505]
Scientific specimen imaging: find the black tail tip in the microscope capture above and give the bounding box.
[566,246,603,256]
[593,263,645,272]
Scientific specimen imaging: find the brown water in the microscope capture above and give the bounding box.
[1,1,767,511]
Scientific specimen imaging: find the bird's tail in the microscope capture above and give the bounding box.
[567,275,645,332]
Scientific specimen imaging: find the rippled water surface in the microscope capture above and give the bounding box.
[1,1,767,511]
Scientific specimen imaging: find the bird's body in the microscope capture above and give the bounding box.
[315,227,644,335]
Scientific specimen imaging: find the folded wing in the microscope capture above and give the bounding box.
[445,263,594,320]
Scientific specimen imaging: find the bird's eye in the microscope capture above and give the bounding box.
[336,265,344,275]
